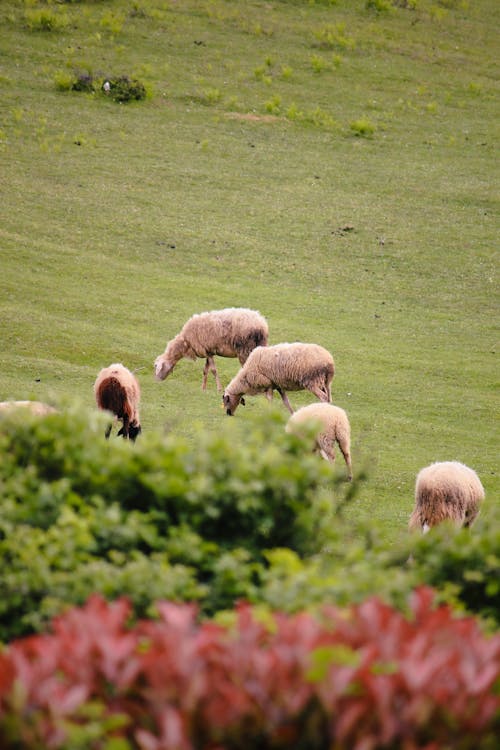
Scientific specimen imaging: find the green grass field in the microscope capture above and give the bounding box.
[1,0,498,539]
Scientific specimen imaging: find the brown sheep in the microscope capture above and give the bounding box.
[223,342,335,415]
[94,363,141,441]
[409,461,485,532]
[154,308,269,391]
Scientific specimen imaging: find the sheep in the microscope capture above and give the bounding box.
[94,363,142,441]
[223,342,335,415]
[409,461,485,533]
[154,308,269,392]
[0,400,57,416]
[286,402,352,480]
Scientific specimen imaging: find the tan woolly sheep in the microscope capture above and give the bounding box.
[286,402,352,480]
[223,342,335,415]
[409,461,485,533]
[154,307,269,391]
[94,363,141,441]
[0,401,57,416]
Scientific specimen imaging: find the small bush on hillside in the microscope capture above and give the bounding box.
[103,76,147,102]
[350,117,376,136]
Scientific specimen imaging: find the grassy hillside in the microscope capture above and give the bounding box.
[0,0,498,538]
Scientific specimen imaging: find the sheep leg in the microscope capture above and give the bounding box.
[120,414,130,439]
[104,423,113,440]
[265,388,274,402]
[202,357,222,391]
[276,387,294,414]
[338,444,353,481]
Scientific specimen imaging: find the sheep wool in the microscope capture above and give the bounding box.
[223,342,335,415]
[154,307,269,391]
[0,401,57,416]
[94,363,141,441]
[286,402,352,480]
[409,461,485,532]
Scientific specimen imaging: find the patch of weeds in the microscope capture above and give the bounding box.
[254,66,272,85]
[392,0,418,7]
[285,102,303,121]
[366,0,393,12]
[129,3,150,19]
[25,8,69,32]
[99,11,125,36]
[285,105,338,131]
[312,23,355,51]
[264,95,282,115]
[71,73,95,93]
[281,65,293,80]
[103,76,147,103]
[310,54,329,74]
[467,82,482,96]
[349,118,376,137]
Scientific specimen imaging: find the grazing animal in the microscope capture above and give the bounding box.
[94,363,142,441]
[286,402,352,480]
[154,308,269,391]
[409,461,485,533]
[0,400,56,416]
[223,342,335,415]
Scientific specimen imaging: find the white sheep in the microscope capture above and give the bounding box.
[223,342,335,415]
[0,400,57,416]
[286,402,352,480]
[409,461,485,533]
[94,363,142,441]
[154,308,269,392]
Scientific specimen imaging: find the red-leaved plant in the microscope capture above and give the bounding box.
[0,588,498,749]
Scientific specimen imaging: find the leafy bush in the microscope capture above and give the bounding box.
[409,511,500,628]
[103,76,147,103]
[0,589,498,749]
[0,406,335,639]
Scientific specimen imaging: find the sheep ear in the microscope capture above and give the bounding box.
[241,397,246,406]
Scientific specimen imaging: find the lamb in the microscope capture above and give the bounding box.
[0,400,57,416]
[223,342,335,415]
[154,308,269,391]
[409,461,485,533]
[94,363,142,441]
[286,402,352,480]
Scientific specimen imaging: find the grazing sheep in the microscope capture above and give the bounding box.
[0,400,57,416]
[409,461,485,533]
[94,363,141,441]
[223,342,335,415]
[286,402,352,480]
[154,307,269,391]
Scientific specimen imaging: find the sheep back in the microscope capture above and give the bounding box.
[240,343,334,393]
[410,461,485,530]
[181,308,269,361]
[94,364,141,431]
[0,401,57,416]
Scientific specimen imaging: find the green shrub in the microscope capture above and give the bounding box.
[0,406,335,639]
[409,511,500,627]
[25,8,69,32]
[103,76,147,102]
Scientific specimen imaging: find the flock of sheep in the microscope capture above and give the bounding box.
[1,306,485,534]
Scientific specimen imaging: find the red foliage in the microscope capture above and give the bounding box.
[0,588,498,750]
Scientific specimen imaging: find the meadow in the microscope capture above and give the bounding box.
[0,0,498,540]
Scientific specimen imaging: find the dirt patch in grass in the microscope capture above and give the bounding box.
[225,112,282,123]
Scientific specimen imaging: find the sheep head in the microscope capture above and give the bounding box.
[223,391,245,415]
[154,354,174,381]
